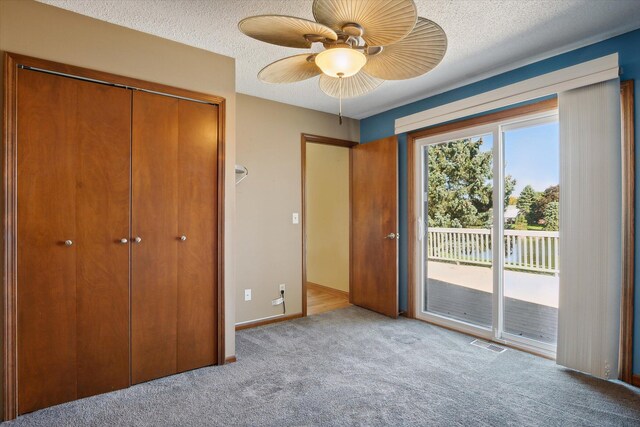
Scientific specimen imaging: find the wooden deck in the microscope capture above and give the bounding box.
[426,279,557,344]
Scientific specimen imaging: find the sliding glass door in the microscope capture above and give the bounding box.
[501,116,559,351]
[423,132,494,331]
[416,111,559,356]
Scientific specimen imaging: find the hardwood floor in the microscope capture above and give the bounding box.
[306,283,351,316]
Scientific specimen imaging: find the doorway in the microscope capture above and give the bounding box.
[301,134,357,316]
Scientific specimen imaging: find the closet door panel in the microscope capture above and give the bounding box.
[17,69,78,414]
[132,91,179,384]
[76,82,131,398]
[177,101,218,372]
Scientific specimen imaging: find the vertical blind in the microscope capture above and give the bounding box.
[556,79,622,379]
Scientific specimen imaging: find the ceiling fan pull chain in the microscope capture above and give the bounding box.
[338,73,343,125]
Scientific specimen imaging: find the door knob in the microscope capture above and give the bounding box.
[120,238,128,244]
[180,235,187,241]
[134,236,142,244]
[64,240,73,246]
[385,233,397,240]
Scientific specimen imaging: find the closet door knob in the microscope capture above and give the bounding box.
[120,238,128,244]
[134,236,142,244]
[180,235,187,241]
[64,240,73,246]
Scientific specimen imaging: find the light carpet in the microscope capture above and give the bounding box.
[5,306,640,426]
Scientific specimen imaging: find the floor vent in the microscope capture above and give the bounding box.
[470,339,507,353]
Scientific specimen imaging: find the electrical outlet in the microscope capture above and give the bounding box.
[244,289,251,301]
[279,284,286,293]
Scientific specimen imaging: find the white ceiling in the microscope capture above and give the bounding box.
[38,0,640,119]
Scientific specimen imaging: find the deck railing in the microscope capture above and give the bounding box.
[427,227,559,274]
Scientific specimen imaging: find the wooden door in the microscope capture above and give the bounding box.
[75,77,131,399]
[351,136,399,318]
[18,68,77,415]
[17,69,131,414]
[131,91,180,384]
[176,100,218,372]
[132,93,218,382]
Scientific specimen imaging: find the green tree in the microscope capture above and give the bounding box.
[530,185,559,224]
[540,185,559,204]
[516,185,539,224]
[426,137,516,228]
[543,201,559,231]
[514,213,528,230]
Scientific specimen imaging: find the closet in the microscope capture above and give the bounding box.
[14,64,220,415]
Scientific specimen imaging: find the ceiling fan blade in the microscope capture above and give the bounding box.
[312,0,417,47]
[259,54,322,83]
[363,17,447,80]
[318,71,383,98]
[239,15,338,48]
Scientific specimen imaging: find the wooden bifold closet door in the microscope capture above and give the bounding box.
[17,68,131,414]
[131,91,218,384]
[16,66,219,415]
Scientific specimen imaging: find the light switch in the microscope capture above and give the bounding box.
[292,212,299,224]
[244,289,251,301]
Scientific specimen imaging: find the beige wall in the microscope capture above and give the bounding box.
[236,94,358,324]
[0,0,237,369]
[306,144,350,293]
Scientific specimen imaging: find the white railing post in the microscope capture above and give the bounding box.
[426,227,559,274]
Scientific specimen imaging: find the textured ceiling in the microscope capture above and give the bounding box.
[38,0,640,119]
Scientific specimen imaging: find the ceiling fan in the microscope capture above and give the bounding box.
[239,0,447,123]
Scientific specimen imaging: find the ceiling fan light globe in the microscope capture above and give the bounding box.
[315,48,367,78]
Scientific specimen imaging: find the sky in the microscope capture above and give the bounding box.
[504,122,559,195]
[474,121,559,195]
